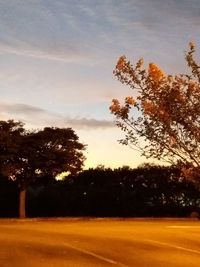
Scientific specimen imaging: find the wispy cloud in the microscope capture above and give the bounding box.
[0,101,114,129]
[0,102,44,115]
[0,1,95,63]
[0,41,90,63]
[65,117,114,129]
[0,0,199,64]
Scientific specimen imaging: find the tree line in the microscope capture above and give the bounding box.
[0,164,199,218]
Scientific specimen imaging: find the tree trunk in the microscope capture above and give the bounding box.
[19,189,26,219]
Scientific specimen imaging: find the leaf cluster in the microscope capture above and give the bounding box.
[0,120,86,189]
[110,44,200,178]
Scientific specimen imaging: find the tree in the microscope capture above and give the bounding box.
[0,120,86,218]
[110,43,200,179]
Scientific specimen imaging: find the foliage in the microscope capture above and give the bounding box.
[0,120,85,189]
[0,174,18,217]
[26,127,86,178]
[0,120,86,217]
[1,165,199,218]
[110,43,200,177]
[0,120,26,187]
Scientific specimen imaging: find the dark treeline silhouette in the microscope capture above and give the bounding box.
[0,120,86,218]
[0,164,199,218]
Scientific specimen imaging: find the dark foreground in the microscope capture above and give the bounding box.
[0,218,200,267]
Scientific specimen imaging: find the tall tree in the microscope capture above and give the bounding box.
[110,43,200,179]
[0,120,86,218]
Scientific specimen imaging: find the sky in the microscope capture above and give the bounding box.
[0,0,200,169]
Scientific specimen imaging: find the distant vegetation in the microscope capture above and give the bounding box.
[0,164,199,218]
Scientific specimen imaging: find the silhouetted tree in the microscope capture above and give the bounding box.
[0,173,18,217]
[59,165,199,217]
[0,120,86,218]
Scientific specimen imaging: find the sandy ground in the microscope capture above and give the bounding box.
[0,218,200,267]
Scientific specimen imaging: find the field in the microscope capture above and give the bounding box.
[0,218,200,267]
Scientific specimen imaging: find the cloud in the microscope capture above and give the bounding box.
[0,102,114,129]
[65,117,114,129]
[0,102,44,115]
[0,0,199,65]
[0,1,96,63]
[0,41,89,63]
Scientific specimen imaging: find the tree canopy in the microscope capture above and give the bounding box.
[0,120,86,218]
[110,43,200,179]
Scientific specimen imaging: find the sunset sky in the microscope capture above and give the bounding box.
[0,0,200,169]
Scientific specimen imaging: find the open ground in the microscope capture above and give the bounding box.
[0,218,200,267]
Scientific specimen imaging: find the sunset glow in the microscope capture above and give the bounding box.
[0,1,199,168]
